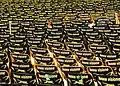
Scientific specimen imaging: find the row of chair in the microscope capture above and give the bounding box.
[0,0,120,85]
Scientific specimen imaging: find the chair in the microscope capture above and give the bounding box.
[37,65,62,84]
[61,66,90,85]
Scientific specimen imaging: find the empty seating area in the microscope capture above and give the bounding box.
[0,0,120,85]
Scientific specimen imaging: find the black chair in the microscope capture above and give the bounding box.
[37,65,62,85]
